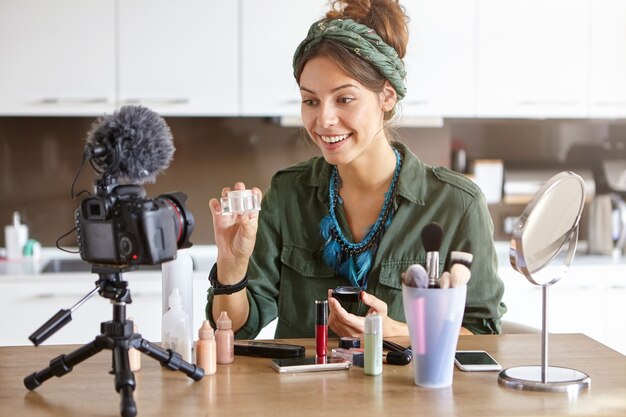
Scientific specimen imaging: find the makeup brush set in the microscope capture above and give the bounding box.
[402,222,473,289]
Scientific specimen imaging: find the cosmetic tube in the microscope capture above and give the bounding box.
[315,300,328,358]
[364,314,383,376]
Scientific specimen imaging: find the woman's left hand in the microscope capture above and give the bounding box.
[327,289,409,338]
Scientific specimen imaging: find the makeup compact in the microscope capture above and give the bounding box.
[331,286,363,303]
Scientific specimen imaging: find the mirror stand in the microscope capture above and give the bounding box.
[499,228,591,393]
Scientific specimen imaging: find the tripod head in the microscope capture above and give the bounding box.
[28,265,137,346]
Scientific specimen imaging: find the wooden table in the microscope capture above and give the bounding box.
[1,334,625,417]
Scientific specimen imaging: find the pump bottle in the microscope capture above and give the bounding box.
[161,288,192,362]
[215,311,234,364]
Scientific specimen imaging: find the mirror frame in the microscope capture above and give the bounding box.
[509,171,586,286]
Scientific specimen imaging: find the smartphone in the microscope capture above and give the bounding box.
[454,350,502,372]
[271,357,352,374]
[234,341,305,359]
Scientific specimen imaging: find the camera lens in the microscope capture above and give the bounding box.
[156,192,194,249]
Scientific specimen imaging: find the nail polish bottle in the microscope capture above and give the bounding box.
[196,320,217,375]
[215,311,234,364]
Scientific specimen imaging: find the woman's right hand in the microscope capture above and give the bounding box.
[208,182,262,284]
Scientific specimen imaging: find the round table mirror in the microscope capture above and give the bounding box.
[499,171,591,393]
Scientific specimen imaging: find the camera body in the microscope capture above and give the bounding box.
[76,183,193,266]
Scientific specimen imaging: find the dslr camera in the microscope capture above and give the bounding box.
[76,183,193,266]
[74,105,194,267]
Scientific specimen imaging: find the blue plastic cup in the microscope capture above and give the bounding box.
[402,285,467,388]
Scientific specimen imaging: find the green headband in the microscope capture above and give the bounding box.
[293,18,407,101]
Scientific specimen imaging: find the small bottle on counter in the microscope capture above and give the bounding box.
[364,314,383,376]
[161,288,192,362]
[4,211,28,260]
[196,320,217,375]
[128,317,141,372]
[215,311,234,364]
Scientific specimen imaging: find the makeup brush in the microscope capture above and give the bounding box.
[438,271,451,289]
[449,251,473,287]
[402,264,429,288]
[421,223,444,288]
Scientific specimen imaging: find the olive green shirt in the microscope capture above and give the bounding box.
[206,142,506,338]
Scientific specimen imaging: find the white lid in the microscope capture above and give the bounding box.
[168,288,182,308]
[364,314,382,335]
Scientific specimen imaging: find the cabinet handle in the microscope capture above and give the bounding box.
[517,100,578,106]
[40,97,109,104]
[405,99,429,106]
[592,101,626,107]
[122,98,190,105]
[279,99,301,105]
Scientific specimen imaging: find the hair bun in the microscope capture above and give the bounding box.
[326,0,408,59]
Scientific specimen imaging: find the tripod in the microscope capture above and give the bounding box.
[23,267,204,417]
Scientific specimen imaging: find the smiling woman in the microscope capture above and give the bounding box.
[205,0,506,340]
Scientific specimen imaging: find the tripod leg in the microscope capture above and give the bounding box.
[24,340,103,390]
[112,344,137,417]
[135,337,204,381]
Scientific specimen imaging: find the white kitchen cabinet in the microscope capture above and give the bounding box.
[589,0,626,118]
[0,272,210,346]
[117,0,238,116]
[0,0,116,115]
[500,263,626,355]
[476,0,589,118]
[403,0,475,118]
[240,0,326,117]
[603,285,626,354]
[0,0,238,116]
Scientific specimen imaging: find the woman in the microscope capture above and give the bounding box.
[206,0,505,339]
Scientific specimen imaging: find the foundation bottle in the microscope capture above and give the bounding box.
[215,311,234,364]
[196,320,217,375]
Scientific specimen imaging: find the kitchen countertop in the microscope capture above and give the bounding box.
[0,245,217,277]
[3,241,625,277]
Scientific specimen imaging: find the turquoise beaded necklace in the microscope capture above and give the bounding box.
[319,147,402,289]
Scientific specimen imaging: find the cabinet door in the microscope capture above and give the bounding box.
[241,0,326,117]
[476,0,589,118]
[603,285,626,355]
[403,0,475,118]
[117,0,238,116]
[0,0,115,116]
[589,0,626,118]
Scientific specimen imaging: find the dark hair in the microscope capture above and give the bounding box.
[294,0,409,121]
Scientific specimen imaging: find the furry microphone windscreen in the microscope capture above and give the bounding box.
[85,105,175,184]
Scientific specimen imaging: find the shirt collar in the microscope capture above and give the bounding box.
[299,141,427,206]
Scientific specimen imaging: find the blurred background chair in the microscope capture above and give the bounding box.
[501,320,540,334]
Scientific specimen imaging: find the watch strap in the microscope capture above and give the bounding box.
[209,263,248,295]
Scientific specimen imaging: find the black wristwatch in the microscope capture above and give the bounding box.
[209,263,248,295]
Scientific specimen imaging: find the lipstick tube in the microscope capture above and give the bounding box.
[315,299,328,358]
